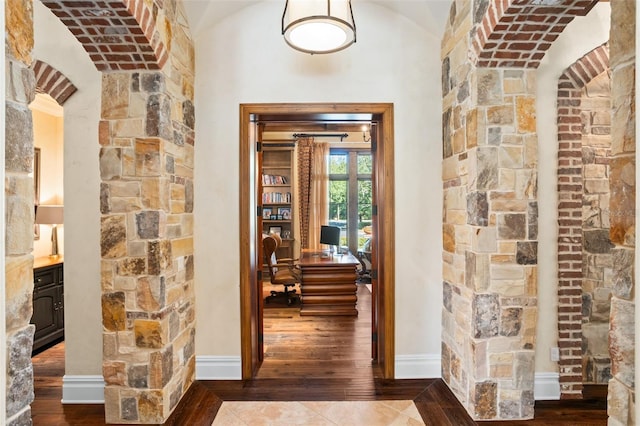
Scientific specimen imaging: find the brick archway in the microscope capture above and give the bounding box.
[555,43,609,398]
[39,0,168,71]
[471,0,599,68]
[31,60,77,105]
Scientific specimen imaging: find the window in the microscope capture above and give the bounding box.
[329,149,372,253]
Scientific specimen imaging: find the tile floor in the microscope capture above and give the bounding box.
[212,400,425,425]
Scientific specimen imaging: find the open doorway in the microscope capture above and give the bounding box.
[29,92,66,412]
[239,103,396,380]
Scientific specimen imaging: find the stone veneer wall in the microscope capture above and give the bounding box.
[95,5,196,424]
[441,0,599,420]
[441,2,538,421]
[580,71,612,386]
[607,2,635,424]
[6,0,196,424]
[555,43,610,397]
[99,67,196,424]
[6,0,37,424]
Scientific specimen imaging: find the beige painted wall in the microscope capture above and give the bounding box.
[536,3,611,373]
[33,1,102,375]
[193,2,444,363]
[30,96,64,259]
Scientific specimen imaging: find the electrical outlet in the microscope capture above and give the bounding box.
[550,347,560,362]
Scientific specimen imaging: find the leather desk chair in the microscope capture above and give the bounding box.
[263,234,301,306]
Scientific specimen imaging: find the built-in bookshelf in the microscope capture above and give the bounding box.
[261,145,295,260]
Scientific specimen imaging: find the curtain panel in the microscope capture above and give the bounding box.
[297,138,314,248]
[308,142,329,250]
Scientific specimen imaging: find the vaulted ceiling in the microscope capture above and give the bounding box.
[183,0,453,38]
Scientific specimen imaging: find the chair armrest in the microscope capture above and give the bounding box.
[274,262,300,271]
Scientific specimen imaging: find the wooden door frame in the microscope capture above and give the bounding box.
[239,103,395,379]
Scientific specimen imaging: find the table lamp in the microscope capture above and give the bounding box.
[35,205,64,257]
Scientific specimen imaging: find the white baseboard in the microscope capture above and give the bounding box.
[58,362,559,403]
[62,375,105,404]
[534,372,560,400]
[59,357,242,404]
[195,355,242,380]
[394,355,560,402]
[395,354,442,379]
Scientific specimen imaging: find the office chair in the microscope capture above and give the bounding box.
[263,234,301,306]
[357,226,372,283]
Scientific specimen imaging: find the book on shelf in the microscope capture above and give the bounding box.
[262,174,288,185]
[262,191,292,204]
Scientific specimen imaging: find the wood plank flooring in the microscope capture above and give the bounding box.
[31,341,106,425]
[258,283,379,380]
[30,283,608,425]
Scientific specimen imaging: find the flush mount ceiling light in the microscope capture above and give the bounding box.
[282,0,356,54]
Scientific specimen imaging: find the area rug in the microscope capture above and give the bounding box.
[212,400,425,425]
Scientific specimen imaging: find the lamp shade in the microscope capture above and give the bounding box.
[35,205,64,225]
[282,0,356,54]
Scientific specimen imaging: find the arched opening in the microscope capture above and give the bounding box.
[6,1,196,423]
[555,43,612,397]
[441,0,633,421]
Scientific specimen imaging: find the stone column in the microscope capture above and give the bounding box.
[100,71,195,424]
[607,2,635,425]
[5,0,37,425]
[441,2,538,420]
[580,72,613,386]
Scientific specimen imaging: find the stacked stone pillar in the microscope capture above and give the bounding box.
[99,70,195,423]
[579,70,613,387]
[441,4,538,420]
[5,1,37,424]
[607,1,635,424]
[4,0,197,423]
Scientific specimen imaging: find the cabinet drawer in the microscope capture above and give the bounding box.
[34,268,56,288]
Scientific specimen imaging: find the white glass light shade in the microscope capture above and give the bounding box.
[282,0,356,54]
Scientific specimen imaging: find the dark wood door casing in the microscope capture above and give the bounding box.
[239,103,395,379]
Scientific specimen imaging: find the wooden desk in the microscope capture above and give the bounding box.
[298,251,359,316]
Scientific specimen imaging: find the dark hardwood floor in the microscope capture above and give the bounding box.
[30,284,607,425]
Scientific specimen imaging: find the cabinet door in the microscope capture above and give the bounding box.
[32,285,60,344]
[56,284,64,329]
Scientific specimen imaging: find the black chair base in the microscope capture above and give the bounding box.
[266,287,300,306]
[357,273,372,284]
[357,249,372,283]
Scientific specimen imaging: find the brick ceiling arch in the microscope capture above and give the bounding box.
[559,43,610,90]
[39,0,168,71]
[31,59,77,105]
[472,0,600,68]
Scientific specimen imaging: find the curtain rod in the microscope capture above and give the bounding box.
[293,133,349,141]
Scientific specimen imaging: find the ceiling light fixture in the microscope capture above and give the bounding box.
[282,0,356,54]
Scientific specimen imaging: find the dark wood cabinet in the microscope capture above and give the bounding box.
[31,257,64,353]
